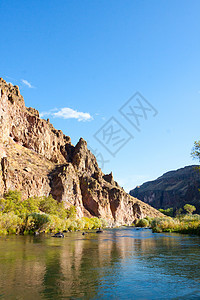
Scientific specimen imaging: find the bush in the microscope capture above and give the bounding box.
[39,196,61,215]
[22,197,40,214]
[144,216,153,223]
[68,220,78,231]
[158,208,174,217]
[0,212,22,234]
[76,218,86,231]
[39,196,76,220]
[0,192,40,217]
[66,205,77,220]
[90,217,102,229]
[24,213,50,234]
[82,217,94,230]
[2,190,23,215]
[184,204,196,215]
[150,215,200,235]
[151,217,179,233]
[0,190,107,235]
[46,215,66,233]
[135,218,149,227]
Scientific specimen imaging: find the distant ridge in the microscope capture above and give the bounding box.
[130,165,200,212]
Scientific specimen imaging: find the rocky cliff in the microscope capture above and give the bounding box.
[0,78,162,225]
[130,165,200,212]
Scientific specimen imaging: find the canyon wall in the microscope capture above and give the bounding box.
[0,78,162,225]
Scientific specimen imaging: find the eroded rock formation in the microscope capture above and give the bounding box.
[0,78,162,225]
[130,165,200,213]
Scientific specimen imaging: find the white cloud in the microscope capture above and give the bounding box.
[21,79,34,88]
[53,108,93,121]
[40,107,93,122]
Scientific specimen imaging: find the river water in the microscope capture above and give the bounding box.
[0,227,200,299]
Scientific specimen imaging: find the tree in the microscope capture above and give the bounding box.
[175,208,183,217]
[191,141,200,160]
[184,204,196,215]
[159,208,173,217]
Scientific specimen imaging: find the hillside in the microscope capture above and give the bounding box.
[130,165,200,212]
[0,78,162,226]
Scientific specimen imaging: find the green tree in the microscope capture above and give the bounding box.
[39,195,60,215]
[25,213,50,233]
[191,141,200,160]
[184,204,196,215]
[159,207,173,217]
[22,197,40,214]
[135,218,149,227]
[66,205,77,220]
[175,208,183,217]
[3,190,23,214]
[38,196,72,219]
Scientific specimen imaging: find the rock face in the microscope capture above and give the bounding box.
[0,78,162,225]
[130,165,200,212]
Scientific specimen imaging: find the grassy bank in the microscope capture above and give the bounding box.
[135,215,200,235]
[0,190,107,235]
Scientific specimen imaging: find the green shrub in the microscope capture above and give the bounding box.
[150,216,200,235]
[151,217,179,233]
[24,213,50,234]
[90,217,102,229]
[46,215,66,233]
[158,208,174,217]
[76,218,86,230]
[144,216,153,223]
[0,190,107,235]
[38,196,75,220]
[184,204,196,215]
[0,212,22,234]
[2,190,23,215]
[68,220,78,231]
[0,192,40,217]
[175,208,183,217]
[39,196,60,215]
[135,218,149,227]
[66,205,77,220]
[22,197,40,214]
[82,217,95,230]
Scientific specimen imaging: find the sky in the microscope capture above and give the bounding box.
[1,0,200,192]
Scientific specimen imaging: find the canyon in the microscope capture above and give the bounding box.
[0,78,162,225]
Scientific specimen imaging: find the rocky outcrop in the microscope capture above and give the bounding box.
[130,165,200,213]
[0,78,162,225]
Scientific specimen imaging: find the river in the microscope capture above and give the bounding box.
[0,227,200,299]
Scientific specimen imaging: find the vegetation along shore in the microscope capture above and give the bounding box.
[136,204,200,235]
[0,190,107,235]
[0,190,200,236]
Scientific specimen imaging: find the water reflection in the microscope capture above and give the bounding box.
[0,228,199,299]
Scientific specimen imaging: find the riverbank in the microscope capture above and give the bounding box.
[1,190,200,236]
[0,190,107,235]
[136,215,200,235]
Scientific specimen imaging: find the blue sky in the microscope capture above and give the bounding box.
[1,0,200,191]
